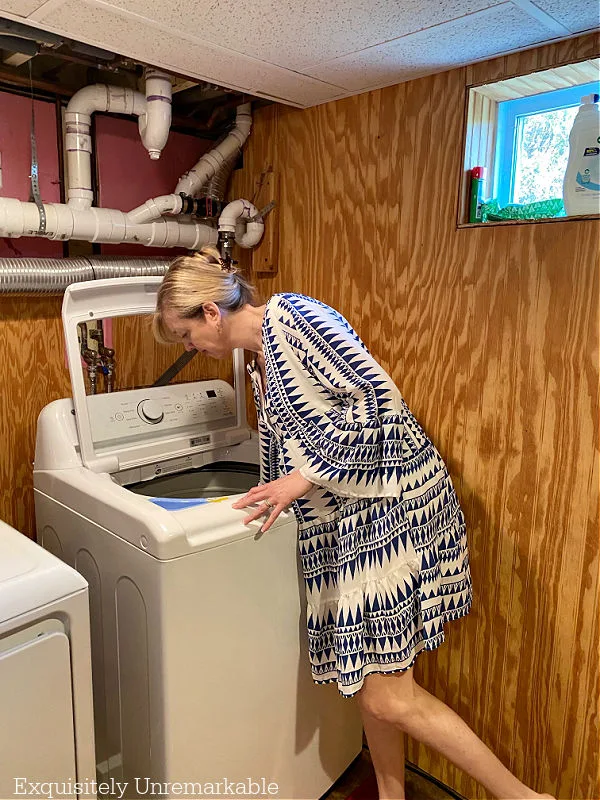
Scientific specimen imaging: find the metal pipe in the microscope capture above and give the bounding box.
[0,256,172,295]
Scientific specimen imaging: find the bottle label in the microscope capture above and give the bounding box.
[575,146,600,193]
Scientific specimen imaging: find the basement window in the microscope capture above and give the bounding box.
[496,82,598,207]
[460,59,600,225]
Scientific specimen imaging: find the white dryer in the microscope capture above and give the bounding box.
[34,278,362,800]
[0,520,96,799]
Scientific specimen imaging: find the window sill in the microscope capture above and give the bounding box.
[457,213,600,229]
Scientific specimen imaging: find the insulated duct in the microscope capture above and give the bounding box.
[0,256,171,295]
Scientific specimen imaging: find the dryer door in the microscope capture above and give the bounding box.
[0,621,77,796]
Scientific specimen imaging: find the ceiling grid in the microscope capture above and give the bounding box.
[0,0,597,106]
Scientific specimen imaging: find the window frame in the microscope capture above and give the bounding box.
[494,80,599,208]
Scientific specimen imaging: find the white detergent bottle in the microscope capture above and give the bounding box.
[563,92,600,216]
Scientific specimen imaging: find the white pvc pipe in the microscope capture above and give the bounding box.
[0,197,217,249]
[126,193,182,224]
[138,68,172,160]
[65,84,109,210]
[65,73,172,209]
[65,84,146,210]
[174,103,252,197]
[218,198,264,248]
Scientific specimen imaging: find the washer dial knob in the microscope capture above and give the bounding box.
[138,399,164,424]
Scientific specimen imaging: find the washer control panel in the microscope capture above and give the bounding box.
[87,380,236,444]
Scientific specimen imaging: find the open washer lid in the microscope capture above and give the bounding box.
[62,277,249,474]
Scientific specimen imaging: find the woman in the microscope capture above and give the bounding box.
[153,247,555,800]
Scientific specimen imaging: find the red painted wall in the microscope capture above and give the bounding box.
[0,92,62,257]
[95,115,213,257]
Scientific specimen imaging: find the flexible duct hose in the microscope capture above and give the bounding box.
[202,150,239,201]
[0,257,171,295]
[88,257,170,279]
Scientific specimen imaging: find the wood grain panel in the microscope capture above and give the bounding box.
[230,31,599,800]
[0,295,71,534]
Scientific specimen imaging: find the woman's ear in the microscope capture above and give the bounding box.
[201,302,221,323]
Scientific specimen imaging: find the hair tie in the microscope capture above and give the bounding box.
[219,256,238,273]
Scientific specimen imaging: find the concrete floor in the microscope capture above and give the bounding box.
[322,749,464,800]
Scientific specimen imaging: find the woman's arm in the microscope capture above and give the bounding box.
[264,295,408,499]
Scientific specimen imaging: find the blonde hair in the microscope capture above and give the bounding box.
[152,246,256,343]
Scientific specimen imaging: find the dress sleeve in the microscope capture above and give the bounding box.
[264,295,408,499]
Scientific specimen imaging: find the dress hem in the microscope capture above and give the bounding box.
[312,601,472,698]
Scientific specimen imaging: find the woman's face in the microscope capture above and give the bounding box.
[162,305,231,359]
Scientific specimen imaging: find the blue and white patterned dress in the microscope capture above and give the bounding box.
[247,292,472,697]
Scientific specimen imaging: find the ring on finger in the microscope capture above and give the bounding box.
[263,499,274,510]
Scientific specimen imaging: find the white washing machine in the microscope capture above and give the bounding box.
[34,278,362,800]
[0,520,96,799]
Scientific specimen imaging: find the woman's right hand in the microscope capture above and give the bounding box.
[232,470,314,532]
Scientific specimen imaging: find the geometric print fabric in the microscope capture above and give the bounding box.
[248,293,472,696]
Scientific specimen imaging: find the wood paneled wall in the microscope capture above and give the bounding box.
[230,32,599,800]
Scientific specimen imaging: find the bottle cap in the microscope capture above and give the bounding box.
[471,166,485,179]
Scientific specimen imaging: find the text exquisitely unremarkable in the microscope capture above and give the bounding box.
[13,777,280,798]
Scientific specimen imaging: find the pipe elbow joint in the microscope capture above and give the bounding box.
[217,199,264,249]
[66,84,109,117]
[236,220,264,249]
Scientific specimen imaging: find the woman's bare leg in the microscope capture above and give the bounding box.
[356,669,556,800]
[360,707,406,800]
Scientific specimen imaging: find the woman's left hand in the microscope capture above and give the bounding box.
[232,470,314,532]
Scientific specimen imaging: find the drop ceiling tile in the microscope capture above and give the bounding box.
[32,0,344,106]
[0,0,50,15]
[102,0,505,71]
[304,3,564,92]
[525,0,600,33]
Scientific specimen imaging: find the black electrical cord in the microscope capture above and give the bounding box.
[152,349,198,386]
